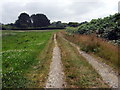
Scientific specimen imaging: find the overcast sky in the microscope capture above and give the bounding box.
[0,0,119,24]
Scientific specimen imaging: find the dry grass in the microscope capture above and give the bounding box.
[61,31,119,72]
[57,32,108,88]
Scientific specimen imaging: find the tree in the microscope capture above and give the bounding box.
[14,13,51,28]
[68,22,79,27]
[31,14,50,27]
[15,13,31,28]
[51,21,65,28]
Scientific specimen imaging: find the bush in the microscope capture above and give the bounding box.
[68,13,120,45]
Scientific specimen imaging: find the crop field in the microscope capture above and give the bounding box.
[2,30,56,88]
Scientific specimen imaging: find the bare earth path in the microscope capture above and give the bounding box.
[61,34,118,88]
[46,34,65,88]
[72,43,118,88]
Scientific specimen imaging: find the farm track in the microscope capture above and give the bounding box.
[46,34,65,88]
[59,33,119,88]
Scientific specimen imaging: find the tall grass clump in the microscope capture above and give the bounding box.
[57,32,108,88]
[61,31,119,70]
[66,27,78,35]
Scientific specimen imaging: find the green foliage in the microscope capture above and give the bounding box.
[2,13,50,29]
[51,21,65,28]
[68,22,79,27]
[31,14,50,27]
[15,13,31,28]
[67,13,120,44]
[2,24,16,30]
[81,44,100,53]
[66,27,78,35]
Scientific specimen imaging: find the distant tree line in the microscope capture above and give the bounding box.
[14,13,50,28]
[2,12,74,30]
[1,12,93,30]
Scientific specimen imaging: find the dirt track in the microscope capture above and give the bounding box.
[46,33,119,88]
[62,36,118,88]
[45,34,65,88]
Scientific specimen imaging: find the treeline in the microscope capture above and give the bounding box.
[15,13,50,28]
[1,12,89,30]
[1,13,67,30]
[2,13,50,29]
[67,13,120,44]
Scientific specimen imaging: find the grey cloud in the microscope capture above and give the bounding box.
[24,2,71,21]
[1,0,117,24]
[2,2,24,23]
[68,1,105,15]
[118,1,120,13]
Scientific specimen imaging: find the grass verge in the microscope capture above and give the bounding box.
[57,32,108,88]
[61,31,119,73]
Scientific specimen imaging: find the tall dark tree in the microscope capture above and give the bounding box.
[31,14,50,27]
[15,13,31,28]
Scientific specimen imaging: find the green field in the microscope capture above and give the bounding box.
[2,29,118,88]
[2,30,56,88]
